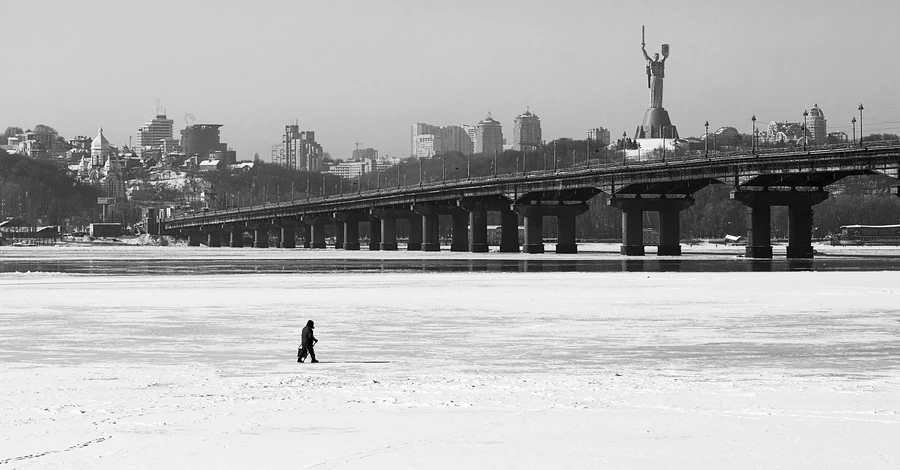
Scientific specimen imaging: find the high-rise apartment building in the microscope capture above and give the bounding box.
[276,125,323,172]
[135,114,175,157]
[807,104,827,145]
[352,147,378,161]
[181,124,227,161]
[411,123,474,158]
[512,109,541,151]
[585,127,611,146]
[475,113,503,155]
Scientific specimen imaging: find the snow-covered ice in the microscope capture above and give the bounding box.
[1,246,899,468]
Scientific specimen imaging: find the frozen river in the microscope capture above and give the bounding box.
[1,245,899,468]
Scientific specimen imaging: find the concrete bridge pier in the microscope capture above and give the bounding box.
[273,219,296,249]
[610,199,645,256]
[299,223,311,248]
[515,205,545,254]
[731,191,772,258]
[343,221,360,250]
[610,196,695,256]
[368,216,381,251]
[186,231,202,247]
[372,210,399,251]
[335,213,365,250]
[468,206,489,253]
[224,224,246,248]
[407,213,423,251]
[301,217,328,249]
[732,189,828,259]
[247,223,270,248]
[218,231,231,248]
[553,204,589,254]
[499,208,520,253]
[657,198,695,256]
[413,206,441,251]
[450,209,468,252]
[205,231,221,248]
[334,220,344,249]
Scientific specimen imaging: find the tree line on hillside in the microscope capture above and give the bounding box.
[0,149,99,227]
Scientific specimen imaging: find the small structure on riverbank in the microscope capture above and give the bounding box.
[0,218,60,246]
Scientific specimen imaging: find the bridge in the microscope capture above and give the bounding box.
[160,143,900,259]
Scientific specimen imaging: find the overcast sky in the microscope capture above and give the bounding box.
[3,0,899,161]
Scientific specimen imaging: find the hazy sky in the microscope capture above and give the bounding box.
[3,0,899,161]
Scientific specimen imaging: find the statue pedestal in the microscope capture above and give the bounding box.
[635,107,678,139]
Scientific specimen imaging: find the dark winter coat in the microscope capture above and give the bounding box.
[301,321,317,347]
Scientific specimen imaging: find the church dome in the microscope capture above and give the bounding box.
[809,104,824,118]
[91,127,110,151]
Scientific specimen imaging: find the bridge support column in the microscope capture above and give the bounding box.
[732,191,772,258]
[300,223,311,248]
[450,209,468,252]
[658,198,695,256]
[225,224,245,248]
[414,206,441,252]
[787,206,813,258]
[368,217,381,251]
[732,189,828,259]
[343,221,359,250]
[279,225,296,249]
[301,218,328,249]
[609,197,646,256]
[554,205,590,254]
[336,212,368,251]
[334,221,344,249]
[468,206,489,253]
[382,215,398,251]
[372,210,399,251]
[206,231,221,248]
[499,208,520,253]
[218,231,231,248]
[515,205,544,254]
[273,219,296,249]
[407,213,422,251]
[186,232,201,247]
[247,223,270,248]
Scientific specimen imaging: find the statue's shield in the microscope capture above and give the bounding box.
[661,44,670,58]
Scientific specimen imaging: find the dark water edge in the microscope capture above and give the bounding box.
[3,256,900,275]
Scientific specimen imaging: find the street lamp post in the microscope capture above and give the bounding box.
[851,116,857,144]
[858,103,864,146]
[704,120,709,158]
[802,109,809,151]
[751,115,757,154]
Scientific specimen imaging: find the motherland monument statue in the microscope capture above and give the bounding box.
[635,26,679,141]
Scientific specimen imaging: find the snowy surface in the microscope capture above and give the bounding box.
[1,247,899,468]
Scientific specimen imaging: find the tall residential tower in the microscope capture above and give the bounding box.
[475,113,503,155]
[512,109,541,151]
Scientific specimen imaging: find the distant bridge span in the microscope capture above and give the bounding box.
[161,143,900,258]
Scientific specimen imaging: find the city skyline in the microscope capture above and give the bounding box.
[3,1,899,162]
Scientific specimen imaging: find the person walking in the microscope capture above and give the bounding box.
[298,320,318,363]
